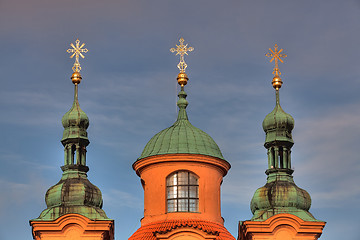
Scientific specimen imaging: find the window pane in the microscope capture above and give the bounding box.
[189,173,198,185]
[166,174,173,185]
[167,186,177,198]
[189,199,198,212]
[189,186,198,198]
[168,199,177,212]
[167,173,177,186]
[178,199,188,211]
[178,186,188,197]
[177,172,188,185]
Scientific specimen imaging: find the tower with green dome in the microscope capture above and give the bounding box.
[30,39,113,240]
[250,44,319,221]
[239,44,325,240]
[130,38,234,240]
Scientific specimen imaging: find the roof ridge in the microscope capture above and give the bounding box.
[129,219,235,240]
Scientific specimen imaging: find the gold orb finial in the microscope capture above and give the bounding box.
[271,75,283,91]
[67,39,88,84]
[266,44,287,90]
[177,72,189,87]
[71,71,82,85]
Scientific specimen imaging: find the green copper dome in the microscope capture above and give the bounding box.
[139,89,224,160]
[250,170,316,221]
[35,165,109,221]
[61,85,89,145]
[262,91,294,146]
[262,103,294,133]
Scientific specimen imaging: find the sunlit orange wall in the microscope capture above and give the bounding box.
[238,213,325,240]
[30,214,114,240]
[133,154,231,226]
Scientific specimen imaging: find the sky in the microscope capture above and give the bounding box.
[0,0,359,239]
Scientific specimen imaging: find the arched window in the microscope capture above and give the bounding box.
[166,171,199,212]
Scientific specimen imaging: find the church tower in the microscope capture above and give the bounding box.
[129,38,235,240]
[238,45,325,240]
[30,39,114,240]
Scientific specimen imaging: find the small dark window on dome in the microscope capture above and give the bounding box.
[166,171,199,212]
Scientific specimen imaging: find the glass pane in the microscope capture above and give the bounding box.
[168,199,177,212]
[189,186,198,198]
[189,199,198,212]
[178,199,188,211]
[178,186,188,197]
[167,186,177,198]
[189,173,198,185]
[167,173,177,186]
[166,174,172,185]
[177,172,188,185]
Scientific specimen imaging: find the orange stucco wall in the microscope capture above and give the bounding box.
[30,214,114,240]
[238,213,325,240]
[133,154,231,226]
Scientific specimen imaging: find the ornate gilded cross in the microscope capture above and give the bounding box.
[266,44,287,77]
[170,38,194,73]
[67,39,88,72]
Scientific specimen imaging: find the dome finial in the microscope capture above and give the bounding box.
[67,38,88,85]
[266,44,287,90]
[170,37,194,87]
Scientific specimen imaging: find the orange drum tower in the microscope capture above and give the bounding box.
[129,38,235,240]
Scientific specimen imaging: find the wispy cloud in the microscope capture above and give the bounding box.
[289,103,360,208]
[103,189,143,210]
[0,152,56,171]
[0,177,48,208]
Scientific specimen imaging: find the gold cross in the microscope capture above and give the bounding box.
[67,39,88,72]
[170,38,194,73]
[266,44,287,76]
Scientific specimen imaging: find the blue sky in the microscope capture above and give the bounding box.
[0,0,359,239]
